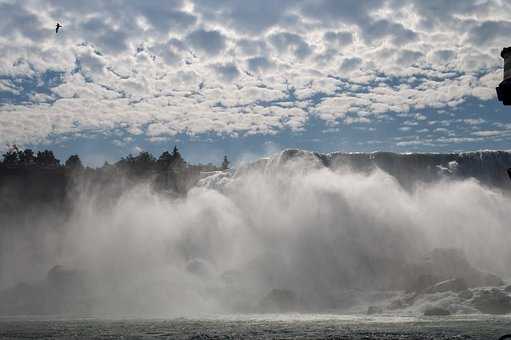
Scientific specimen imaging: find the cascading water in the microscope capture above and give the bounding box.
[1,149,511,317]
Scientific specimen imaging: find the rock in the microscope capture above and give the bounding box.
[259,289,299,312]
[47,265,81,286]
[406,274,439,294]
[367,306,384,315]
[472,289,511,314]
[221,270,242,286]
[46,265,85,296]
[426,278,468,293]
[505,285,511,293]
[388,294,416,310]
[458,290,474,300]
[424,307,451,316]
[186,259,211,277]
[408,248,504,289]
[482,273,505,287]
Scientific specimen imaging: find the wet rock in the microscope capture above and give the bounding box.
[406,274,439,294]
[220,270,242,286]
[259,289,299,312]
[423,307,451,316]
[388,293,416,310]
[472,289,511,314]
[426,278,468,293]
[407,248,504,289]
[504,285,511,293]
[186,259,211,277]
[481,273,504,287]
[458,290,474,300]
[47,265,82,287]
[367,306,384,315]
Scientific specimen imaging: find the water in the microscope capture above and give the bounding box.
[1,314,510,339]
[2,149,511,331]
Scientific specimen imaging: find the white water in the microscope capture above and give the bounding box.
[1,149,511,316]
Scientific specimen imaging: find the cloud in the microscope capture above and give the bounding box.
[150,38,188,65]
[363,19,417,45]
[0,0,510,148]
[186,28,227,56]
[133,2,197,32]
[300,0,384,25]
[79,18,130,54]
[340,57,362,72]
[191,0,295,34]
[246,56,274,73]
[268,32,312,60]
[0,2,50,42]
[324,31,354,47]
[396,50,424,66]
[467,20,511,46]
[212,62,240,82]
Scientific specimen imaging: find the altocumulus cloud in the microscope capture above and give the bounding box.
[0,0,511,148]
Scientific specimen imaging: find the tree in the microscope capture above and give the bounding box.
[157,151,174,170]
[65,155,83,170]
[171,146,186,169]
[124,151,156,174]
[222,155,230,170]
[18,149,35,167]
[2,150,19,167]
[35,150,60,168]
[135,151,156,166]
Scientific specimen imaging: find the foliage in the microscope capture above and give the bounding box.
[0,145,230,195]
[222,155,230,170]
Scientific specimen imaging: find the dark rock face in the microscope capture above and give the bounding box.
[497,47,511,105]
[425,278,468,294]
[472,289,511,314]
[405,248,503,293]
[406,274,439,294]
[388,293,416,310]
[458,290,474,300]
[259,289,299,312]
[424,307,451,316]
[186,259,211,277]
[47,265,82,286]
[0,265,90,316]
[482,273,505,287]
[367,305,384,315]
[326,150,511,190]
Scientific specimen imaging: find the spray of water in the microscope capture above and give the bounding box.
[1,151,511,316]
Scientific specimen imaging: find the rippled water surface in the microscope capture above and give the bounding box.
[1,314,511,339]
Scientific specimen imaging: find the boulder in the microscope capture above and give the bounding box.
[458,290,474,300]
[407,248,504,289]
[186,259,211,277]
[481,273,505,287]
[47,265,81,286]
[367,306,384,315]
[259,289,299,312]
[388,293,416,310]
[472,289,511,314]
[504,285,511,293]
[423,307,451,316]
[406,274,439,294]
[220,270,242,286]
[46,265,85,296]
[425,278,468,293]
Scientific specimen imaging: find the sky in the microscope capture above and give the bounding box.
[1,0,511,166]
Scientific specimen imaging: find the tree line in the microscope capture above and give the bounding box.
[0,145,231,204]
[0,145,230,173]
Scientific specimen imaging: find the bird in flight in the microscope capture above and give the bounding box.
[56,22,62,34]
